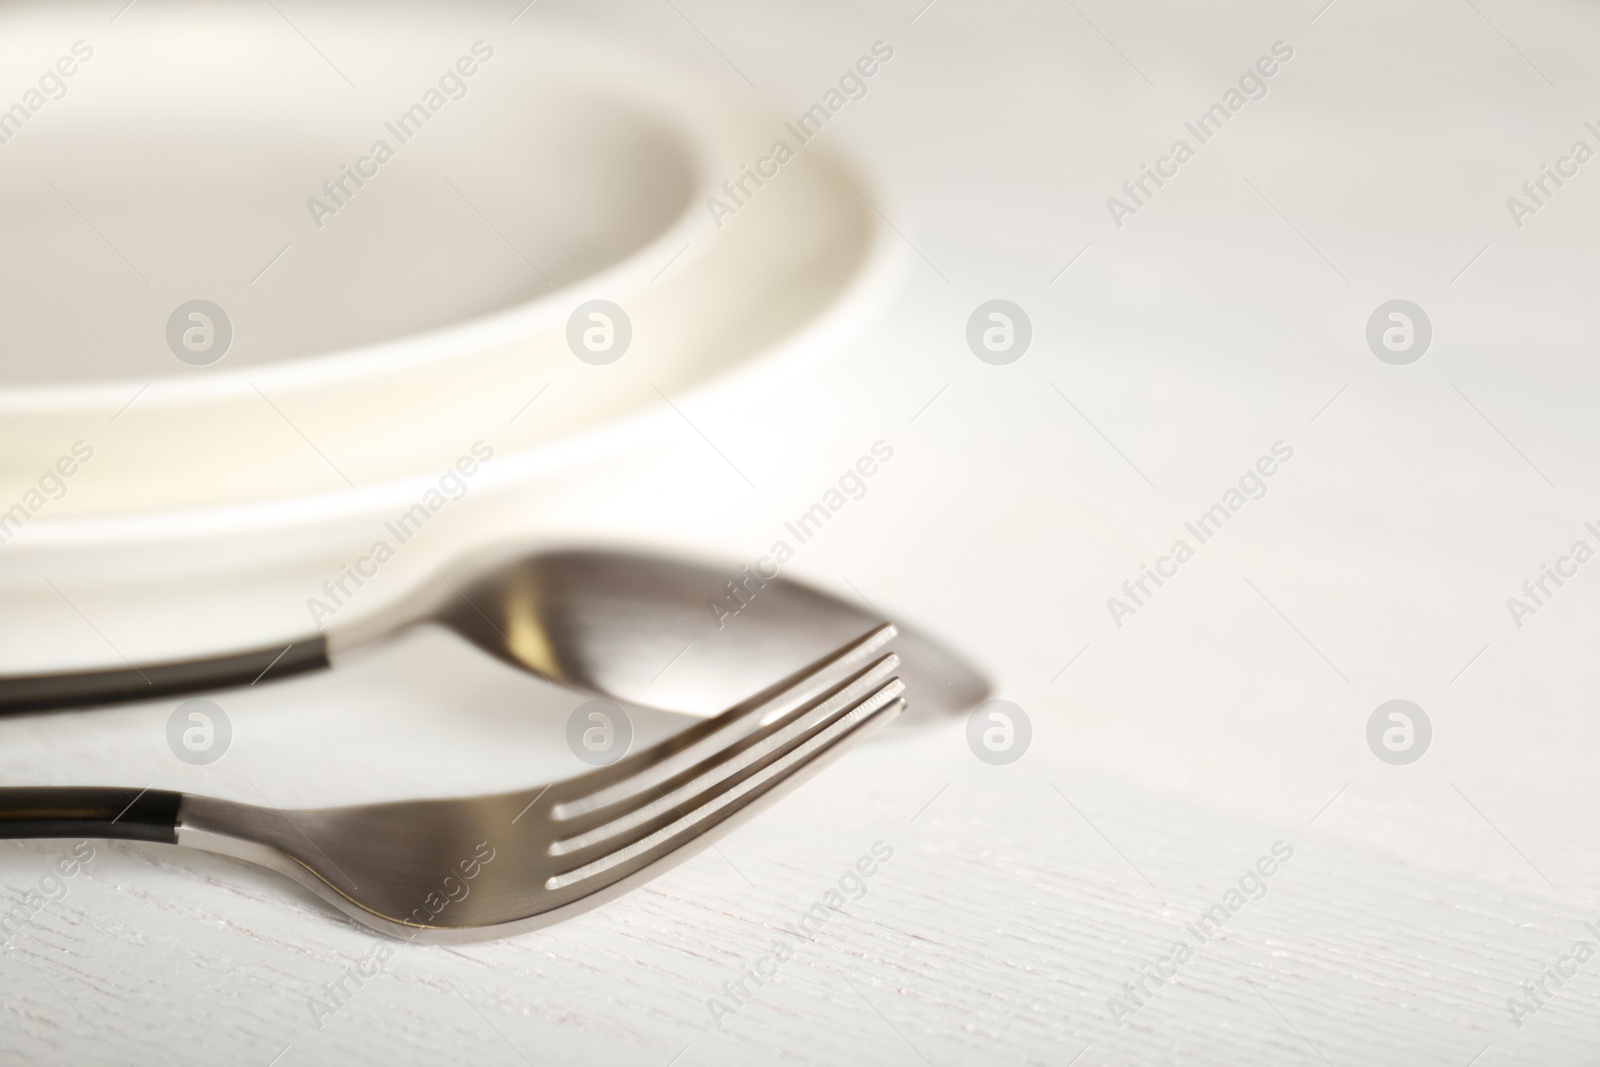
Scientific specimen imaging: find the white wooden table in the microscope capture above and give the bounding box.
[5,1,1600,1063]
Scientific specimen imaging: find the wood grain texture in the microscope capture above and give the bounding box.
[2,629,1597,1066]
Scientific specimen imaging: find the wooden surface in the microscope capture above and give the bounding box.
[6,0,1600,1063]
[5,633,1600,1067]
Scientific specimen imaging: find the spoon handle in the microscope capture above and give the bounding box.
[0,639,328,715]
[0,787,183,842]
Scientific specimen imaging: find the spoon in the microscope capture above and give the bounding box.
[0,546,987,719]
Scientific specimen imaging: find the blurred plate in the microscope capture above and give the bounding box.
[0,2,900,670]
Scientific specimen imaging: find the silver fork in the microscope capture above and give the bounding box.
[0,626,903,942]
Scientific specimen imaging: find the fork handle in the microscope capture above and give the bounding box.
[0,787,183,843]
[0,638,328,715]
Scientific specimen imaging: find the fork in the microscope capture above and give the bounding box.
[0,625,904,942]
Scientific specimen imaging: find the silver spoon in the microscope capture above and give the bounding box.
[0,627,905,941]
[0,546,986,720]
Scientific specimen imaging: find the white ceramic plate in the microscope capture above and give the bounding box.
[0,2,900,669]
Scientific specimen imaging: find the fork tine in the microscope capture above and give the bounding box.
[547,653,900,856]
[544,678,905,891]
[549,623,897,820]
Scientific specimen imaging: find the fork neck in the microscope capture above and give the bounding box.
[0,787,183,843]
